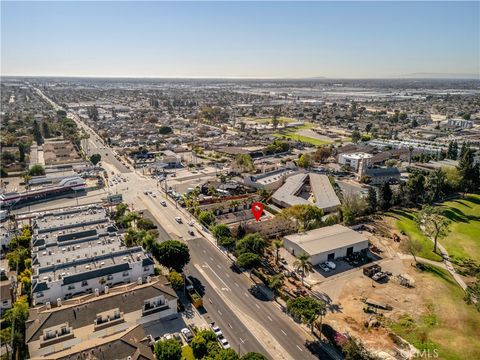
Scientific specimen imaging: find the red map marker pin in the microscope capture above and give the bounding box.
[251,202,264,221]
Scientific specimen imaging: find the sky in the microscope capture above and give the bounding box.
[1,1,479,78]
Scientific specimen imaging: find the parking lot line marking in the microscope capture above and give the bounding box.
[235,282,239,287]
[210,257,214,261]
[244,292,249,297]
[267,316,273,322]
[255,304,260,309]
[216,264,221,269]
[281,330,287,336]
[296,345,303,352]
[218,310,222,316]
[228,323,232,329]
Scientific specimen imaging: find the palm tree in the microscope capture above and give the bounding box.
[293,252,313,285]
[268,273,284,301]
[272,239,283,265]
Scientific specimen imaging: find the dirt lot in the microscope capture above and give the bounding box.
[321,216,480,360]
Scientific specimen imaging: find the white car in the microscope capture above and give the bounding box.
[181,328,194,343]
[219,337,230,349]
[160,200,167,206]
[175,217,182,223]
[188,221,194,226]
[325,261,336,270]
[319,263,330,272]
[211,325,222,338]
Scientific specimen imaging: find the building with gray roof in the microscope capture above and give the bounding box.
[26,277,177,359]
[271,173,340,213]
[283,224,369,265]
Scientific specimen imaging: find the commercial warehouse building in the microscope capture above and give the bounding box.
[283,224,369,265]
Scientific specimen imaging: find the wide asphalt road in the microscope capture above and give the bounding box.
[187,237,321,360]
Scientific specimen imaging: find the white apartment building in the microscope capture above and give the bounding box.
[338,152,373,171]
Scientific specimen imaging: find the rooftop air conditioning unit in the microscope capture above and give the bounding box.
[94,288,99,296]
[137,277,142,285]
[57,298,62,307]
[46,302,51,310]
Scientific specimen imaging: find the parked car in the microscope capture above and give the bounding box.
[319,263,330,272]
[188,229,195,236]
[175,217,182,223]
[325,261,336,270]
[188,220,194,226]
[181,328,194,343]
[211,325,223,338]
[219,337,230,349]
[160,200,167,206]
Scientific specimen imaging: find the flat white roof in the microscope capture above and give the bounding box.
[283,224,368,255]
[341,152,373,160]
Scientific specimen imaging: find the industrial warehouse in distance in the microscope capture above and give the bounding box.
[1,1,479,360]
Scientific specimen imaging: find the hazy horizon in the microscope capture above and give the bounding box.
[2,1,479,79]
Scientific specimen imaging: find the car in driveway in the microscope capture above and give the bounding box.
[319,263,330,272]
[219,337,230,349]
[181,328,194,343]
[325,261,336,270]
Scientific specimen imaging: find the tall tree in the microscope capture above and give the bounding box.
[156,240,190,272]
[286,296,327,333]
[32,120,43,145]
[272,239,283,265]
[417,205,451,253]
[89,153,102,166]
[293,252,313,285]
[351,130,361,143]
[458,147,480,193]
[379,183,393,211]
[425,168,446,203]
[154,338,182,360]
[366,187,378,214]
[18,143,26,163]
[42,122,51,138]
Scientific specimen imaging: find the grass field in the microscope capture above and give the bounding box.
[389,264,480,360]
[244,116,297,124]
[389,209,443,262]
[439,194,480,261]
[273,132,332,146]
[391,194,480,262]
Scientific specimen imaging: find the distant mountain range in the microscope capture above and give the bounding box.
[396,73,479,79]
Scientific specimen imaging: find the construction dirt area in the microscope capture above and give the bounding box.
[318,215,479,359]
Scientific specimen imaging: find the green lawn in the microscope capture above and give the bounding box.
[273,131,332,146]
[391,194,480,263]
[390,209,443,262]
[389,264,480,360]
[243,116,297,124]
[439,194,480,261]
[182,346,195,360]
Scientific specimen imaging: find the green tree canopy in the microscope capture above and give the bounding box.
[28,164,45,176]
[236,233,266,255]
[198,210,216,227]
[286,296,326,332]
[241,353,268,360]
[154,338,182,360]
[156,240,191,272]
[166,270,184,290]
[159,125,173,135]
[89,153,102,166]
[236,252,261,270]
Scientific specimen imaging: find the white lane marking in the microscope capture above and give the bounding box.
[281,330,287,336]
[255,303,260,309]
[205,263,231,291]
[234,282,239,287]
[203,250,206,254]
[267,316,273,322]
[218,310,222,316]
[228,323,233,329]
[216,264,221,269]
[226,274,230,278]
[244,292,249,297]
[296,345,303,352]
[210,257,214,261]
